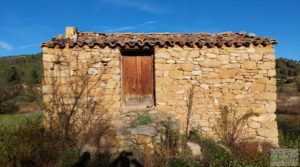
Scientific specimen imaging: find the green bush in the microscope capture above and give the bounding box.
[278,125,300,148]
[188,124,270,167]
[296,77,300,92]
[0,85,21,114]
[133,112,152,125]
[0,116,80,166]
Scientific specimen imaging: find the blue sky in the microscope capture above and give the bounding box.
[0,0,299,60]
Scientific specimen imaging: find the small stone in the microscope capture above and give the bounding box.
[252,83,265,92]
[242,61,257,69]
[249,113,276,122]
[248,33,256,37]
[244,82,252,90]
[181,64,194,71]
[186,142,202,157]
[166,59,176,64]
[189,50,199,58]
[267,70,276,77]
[88,68,98,75]
[43,54,56,62]
[213,99,219,105]
[193,65,201,71]
[261,120,277,129]
[101,58,112,62]
[129,126,157,136]
[248,121,261,129]
[263,54,275,61]
[246,47,256,53]
[223,63,240,68]
[156,52,170,59]
[200,84,209,90]
[265,102,276,113]
[100,83,107,89]
[170,70,183,78]
[176,90,184,94]
[192,71,202,76]
[163,70,169,77]
[93,62,102,68]
[206,53,217,58]
[257,127,278,138]
[191,80,198,85]
[258,62,275,70]
[113,75,121,80]
[249,54,262,61]
[199,59,222,68]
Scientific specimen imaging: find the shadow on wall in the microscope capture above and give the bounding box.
[71,151,143,167]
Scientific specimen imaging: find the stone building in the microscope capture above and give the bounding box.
[41,27,279,148]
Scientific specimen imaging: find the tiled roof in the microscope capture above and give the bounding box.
[41,31,277,49]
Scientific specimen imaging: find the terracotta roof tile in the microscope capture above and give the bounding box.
[41,31,277,49]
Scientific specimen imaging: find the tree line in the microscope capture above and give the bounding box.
[276,58,300,91]
[0,53,42,86]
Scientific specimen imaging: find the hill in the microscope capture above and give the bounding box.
[0,53,42,114]
[0,53,42,86]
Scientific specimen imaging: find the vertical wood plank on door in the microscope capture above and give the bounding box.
[121,49,154,107]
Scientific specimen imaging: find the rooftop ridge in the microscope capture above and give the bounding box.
[41,27,277,49]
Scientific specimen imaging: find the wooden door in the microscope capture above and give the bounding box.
[121,49,154,108]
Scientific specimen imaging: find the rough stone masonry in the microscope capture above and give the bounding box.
[41,27,279,149]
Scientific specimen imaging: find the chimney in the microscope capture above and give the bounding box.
[65,26,77,38]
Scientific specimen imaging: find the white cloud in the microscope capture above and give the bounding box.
[104,21,158,32]
[98,0,165,14]
[18,43,40,49]
[105,26,135,32]
[143,21,158,25]
[0,41,13,50]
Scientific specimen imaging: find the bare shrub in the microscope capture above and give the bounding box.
[186,84,195,138]
[35,53,111,148]
[213,105,258,148]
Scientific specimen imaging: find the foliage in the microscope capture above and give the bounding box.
[189,125,203,141]
[0,112,42,127]
[296,77,300,92]
[0,116,80,167]
[277,116,300,148]
[0,53,42,86]
[186,131,270,167]
[0,85,21,114]
[276,58,300,91]
[0,53,42,113]
[213,105,258,147]
[133,112,152,125]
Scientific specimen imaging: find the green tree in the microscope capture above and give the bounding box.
[6,66,20,84]
[26,69,40,84]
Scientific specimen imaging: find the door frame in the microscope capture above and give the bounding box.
[120,48,155,112]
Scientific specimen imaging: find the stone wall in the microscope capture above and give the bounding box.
[42,46,122,120]
[154,45,278,146]
[42,44,278,147]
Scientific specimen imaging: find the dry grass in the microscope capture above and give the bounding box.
[277,93,300,115]
[213,105,258,148]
